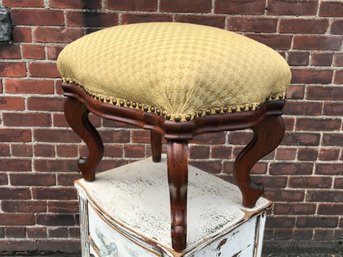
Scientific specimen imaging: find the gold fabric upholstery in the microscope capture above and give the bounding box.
[57,22,291,122]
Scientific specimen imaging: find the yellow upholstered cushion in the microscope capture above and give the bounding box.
[57,22,291,122]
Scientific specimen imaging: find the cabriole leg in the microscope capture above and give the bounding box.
[64,97,104,181]
[167,141,188,252]
[233,116,285,208]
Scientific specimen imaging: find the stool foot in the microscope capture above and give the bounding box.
[233,115,285,208]
[64,97,104,181]
[167,141,188,252]
[150,131,162,162]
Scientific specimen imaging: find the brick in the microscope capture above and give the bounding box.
[5,227,26,238]
[283,101,322,116]
[47,45,65,60]
[228,17,277,33]
[189,160,222,174]
[293,36,342,51]
[34,144,55,157]
[287,85,305,99]
[33,27,84,43]
[11,10,64,26]
[0,240,37,252]
[334,70,343,84]
[12,144,33,157]
[228,131,252,145]
[36,239,80,252]
[2,200,46,213]
[320,1,343,17]
[273,229,293,240]
[0,145,10,156]
[189,145,210,159]
[253,176,287,188]
[268,0,318,15]
[335,178,343,189]
[0,173,8,184]
[34,159,76,172]
[0,45,21,59]
[247,34,292,50]
[310,53,333,66]
[316,164,343,175]
[319,148,340,161]
[34,129,80,143]
[48,201,79,213]
[49,0,101,9]
[289,176,332,189]
[57,173,82,186]
[270,163,313,175]
[323,102,343,116]
[0,97,25,110]
[267,216,295,228]
[174,15,225,29]
[106,0,157,11]
[291,69,333,84]
[318,204,343,216]
[297,217,338,228]
[0,214,35,225]
[307,191,343,202]
[49,227,68,238]
[28,62,60,78]
[293,229,313,240]
[314,229,333,240]
[275,148,297,160]
[211,145,232,159]
[296,118,341,131]
[36,214,75,226]
[124,145,145,158]
[3,113,51,127]
[27,227,47,238]
[307,86,343,101]
[323,133,343,146]
[282,132,321,146]
[69,228,80,238]
[0,129,30,143]
[0,62,26,77]
[66,11,118,27]
[122,14,173,24]
[100,130,131,144]
[0,159,31,171]
[287,52,309,66]
[298,148,318,161]
[3,0,44,7]
[161,0,211,13]
[13,27,32,43]
[28,97,64,111]
[274,203,316,215]
[333,53,343,67]
[216,0,265,14]
[104,145,123,158]
[279,19,328,34]
[10,173,55,186]
[0,188,31,200]
[33,188,77,200]
[56,145,78,158]
[4,79,54,94]
[22,44,45,60]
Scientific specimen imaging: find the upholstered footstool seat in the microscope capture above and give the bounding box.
[57,22,291,254]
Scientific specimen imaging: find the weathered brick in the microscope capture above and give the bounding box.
[34,129,80,143]
[3,113,51,127]
[247,34,292,50]
[274,203,316,215]
[27,227,47,238]
[11,144,33,157]
[11,10,64,26]
[228,17,277,33]
[297,217,338,228]
[34,144,55,157]
[268,0,318,15]
[275,148,297,160]
[316,164,343,175]
[33,27,84,43]
[334,70,343,84]
[289,176,332,189]
[0,214,35,225]
[124,144,145,158]
[267,216,295,228]
[310,53,333,66]
[0,45,21,59]
[293,35,342,51]
[0,159,31,171]
[318,204,343,216]
[13,27,32,43]
[0,62,26,77]
[189,160,222,174]
[32,188,77,200]
[22,44,45,60]
[3,0,44,7]
[28,97,64,111]
[28,63,60,78]
[298,148,318,161]
[34,159,77,172]
[106,0,157,11]
[48,201,79,213]
[279,19,328,34]
[2,200,46,213]
[318,148,340,161]
[265,189,305,202]
[282,132,321,146]
[122,14,173,24]
[307,86,343,101]
[36,214,75,226]
[296,118,341,131]
[292,69,333,84]
[314,229,333,240]
[10,173,56,186]
[5,227,26,238]
[270,163,313,175]
[287,52,309,66]
[66,11,118,27]
[4,79,55,94]
[216,0,265,14]
[0,172,8,184]
[0,188,31,200]
[161,0,211,13]
[49,0,101,9]
[47,45,65,60]
[283,101,322,116]
[100,130,131,143]
[333,53,343,67]
[57,173,82,186]
[49,227,68,238]
[320,1,343,17]
[0,97,25,110]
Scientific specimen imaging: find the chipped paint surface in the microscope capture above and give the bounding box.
[76,156,269,257]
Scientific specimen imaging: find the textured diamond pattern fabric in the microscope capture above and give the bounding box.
[57,22,291,121]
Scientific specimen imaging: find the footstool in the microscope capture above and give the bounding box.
[57,22,291,256]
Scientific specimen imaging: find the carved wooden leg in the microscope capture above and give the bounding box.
[150,131,162,162]
[233,116,285,208]
[167,141,188,252]
[64,97,104,181]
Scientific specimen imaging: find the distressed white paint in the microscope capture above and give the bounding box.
[78,190,90,257]
[76,155,269,257]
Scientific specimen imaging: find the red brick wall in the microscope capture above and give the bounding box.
[0,0,342,253]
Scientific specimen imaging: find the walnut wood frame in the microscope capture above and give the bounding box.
[63,84,285,252]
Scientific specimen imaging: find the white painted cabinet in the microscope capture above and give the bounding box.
[76,156,270,257]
